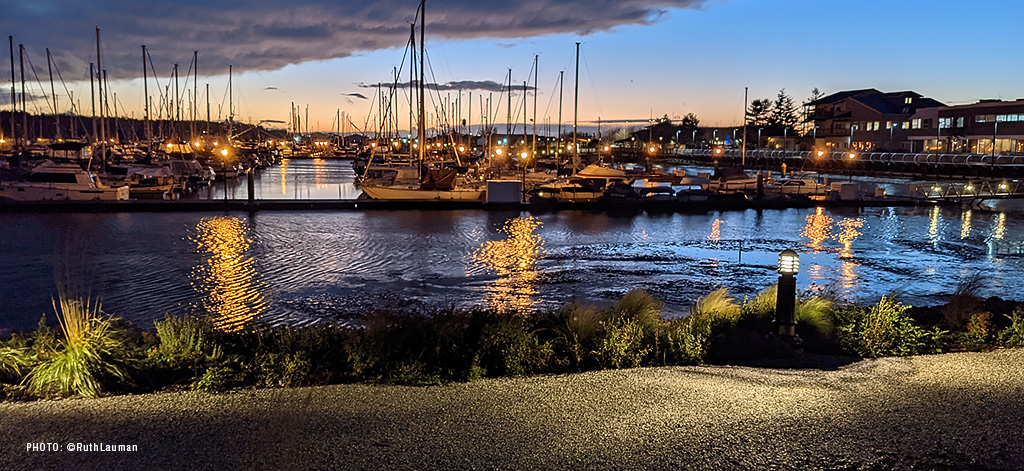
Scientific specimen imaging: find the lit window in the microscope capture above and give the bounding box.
[939,118,951,129]
[956,117,964,127]
[904,97,913,104]
[912,119,922,129]
[902,122,910,129]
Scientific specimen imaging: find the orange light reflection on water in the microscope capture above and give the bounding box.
[471,217,545,313]
[707,219,723,242]
[279,159,289,196]
[801,207,833,249]
[191,216,266,331]
[313,158,327,189]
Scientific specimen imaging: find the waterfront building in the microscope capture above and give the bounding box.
[806,89,944,152]
[907,99,1024,155]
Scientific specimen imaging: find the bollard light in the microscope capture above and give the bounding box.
[778,249,799,275]
[775,249,801,345]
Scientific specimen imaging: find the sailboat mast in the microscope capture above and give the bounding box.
[47,48,59,140]
[8,36,13,148]
[143,45,151,160]
[205,83,210,134]
[90,63,96,144]
[532,54,537,162]
[409,22,415,159]
[96,28,105,157]
[573,42,580,172]
[19,44,26,146]
[192,50,197,144]
[506,69,511,144]
[557,70,563,174]
[417,0,425,165]
[228,64,233,143]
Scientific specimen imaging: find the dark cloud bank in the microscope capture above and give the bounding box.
[5,0,708,85]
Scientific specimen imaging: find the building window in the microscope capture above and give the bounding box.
[912,119,922,129]
[886,121,893,129]
[904,97,913,104]
[902,122,910,129]
[956,117,965,127]
[939,117,952,129]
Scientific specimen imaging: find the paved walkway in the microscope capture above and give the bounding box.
[3,349,1023,470]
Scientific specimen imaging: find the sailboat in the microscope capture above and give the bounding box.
[358,0,485,201]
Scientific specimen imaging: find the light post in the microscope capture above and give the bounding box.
[713,129,717,144]
[692,130,697,147]
[783,127,788,151]
[775,249,800,341]
[758,127,763,149]
[889,121,895,150]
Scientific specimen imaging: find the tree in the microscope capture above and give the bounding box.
[799,88,824,134]
[747,99,772,126]
[680,112,700,128]
[769,89,799,129]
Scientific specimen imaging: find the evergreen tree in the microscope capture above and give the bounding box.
[769,89,798,129]
[799,88,824,134]
[747,99,772,126]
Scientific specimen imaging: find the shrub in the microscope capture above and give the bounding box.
[478,316,550,376]
[154,314,219,359]
[664,289,740,365]
[835,296,924,358]
[963,311,994,346]
[252,352,314,388]
[192,366,233,393]
[595,317,650,369]
[594,290,662,369]
[998,309,1024,346]
[24,296,130,398]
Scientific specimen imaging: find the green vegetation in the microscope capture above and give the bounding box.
[2,282,1023,402]
[23,296,129,398]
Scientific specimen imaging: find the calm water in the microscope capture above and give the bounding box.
[2,159,1023,334]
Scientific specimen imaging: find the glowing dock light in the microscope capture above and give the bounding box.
[220,149,229,157]
[775,249,801,343]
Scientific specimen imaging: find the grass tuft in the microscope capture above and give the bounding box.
[24,296,128,398]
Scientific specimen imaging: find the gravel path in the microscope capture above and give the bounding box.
[2,349,1023,470]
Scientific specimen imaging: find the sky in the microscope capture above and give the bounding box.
[3,0,1023,135]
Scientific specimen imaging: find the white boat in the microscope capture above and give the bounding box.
[360,167,485,201]
[0,161,130,201]
[360,185,485,201]
[530,164,632,203]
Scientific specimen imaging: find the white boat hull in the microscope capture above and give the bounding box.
[360,185,485,201]
[0,183,130,201]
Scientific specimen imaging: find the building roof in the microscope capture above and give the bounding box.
[807,89,880,106]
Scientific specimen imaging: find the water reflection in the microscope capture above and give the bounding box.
[190,216,266,331]
[961,210,973,239]
[707,219,723,242]
[313,158,328,189]
[994,212,1006,240]
[279,159,289,196]
[928,206,941,243]
[471,217,545,313]
[801,207,834,249]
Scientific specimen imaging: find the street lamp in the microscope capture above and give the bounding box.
[758,127,763,149]
[692,130,697,147]
[775,249,800,341]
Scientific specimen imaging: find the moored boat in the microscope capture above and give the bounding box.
[0,161,129,201]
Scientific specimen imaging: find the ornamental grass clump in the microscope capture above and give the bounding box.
[24,296,128,398]
[999,309,1024,346]
[0,347,30,383]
